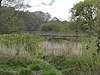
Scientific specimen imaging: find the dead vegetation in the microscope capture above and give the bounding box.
[39,40,83,56]
[0,44,32,62]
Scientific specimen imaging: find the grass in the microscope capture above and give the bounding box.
[0,34,61,75]
[0,34,100,75]
[0,59,62,75]
[39,40,83,56]
[49,54,100,75]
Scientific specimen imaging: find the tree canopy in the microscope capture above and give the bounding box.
[38,21,65,32]
[69,0,100,34]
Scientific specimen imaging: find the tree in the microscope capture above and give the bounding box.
[32,11,51,30]
[0,0,30,33]
[0,0,55,33]
[0,0,29,8]
[70,0,99,34]
[69,0,100,53]
[38,21,64,32]
[95,0,100,33]
[0,0,2,6]
[95,0,100,53]
[0,7,24,33]
[18,11,51,31]
[61,21,77,33]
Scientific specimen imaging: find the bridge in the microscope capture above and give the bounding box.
[22,31,81,40]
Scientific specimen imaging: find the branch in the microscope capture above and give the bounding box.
[31,0,55,7]
[41,0,55,5]
[0,0,2,6]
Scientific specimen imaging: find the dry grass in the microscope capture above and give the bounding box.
[39,41,83,56]
[0,44,32,62]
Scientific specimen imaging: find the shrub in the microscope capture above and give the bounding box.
[0,69,18,75]
[30,59,62,75]
[38,21,63,32]
[0,34,43,64]
[19,68,34,75]
[0,34,43,51]
[42,68,61,75]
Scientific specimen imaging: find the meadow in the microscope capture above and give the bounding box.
[0,34,100,75]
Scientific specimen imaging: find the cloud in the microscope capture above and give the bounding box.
[28,0,84,20]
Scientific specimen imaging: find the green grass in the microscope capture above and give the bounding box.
[0,34,100,75]
[0,59,61,75]
[49,54,100,75]
[0,34,43,51]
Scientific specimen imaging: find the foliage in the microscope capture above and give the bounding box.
[0,34,42,50]
[0,34,100,75]
[68,0,100,54]
[0,69,18,75]
[21,11,51,31]
[0,0,100,75]
[0,0,30,9]
[0,6,51,33]
[0,59,61,75]
[69,0,100,34]
[61,21,79,33]
[0,7,24,33]
[49,54,100,75]
[29,59,62,75]
[19,68,34,75]
[38,21,64,32]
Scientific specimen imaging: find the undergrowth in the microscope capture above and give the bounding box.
[0,34,100,75]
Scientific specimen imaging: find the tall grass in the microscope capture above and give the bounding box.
[0,34,43,63]
[38,35,98,59]
[0,45,32,63]
[0,34,99,75]
[39,40,83,56]
[0,34,42,50]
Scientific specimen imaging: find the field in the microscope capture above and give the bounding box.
[0,34,100,75]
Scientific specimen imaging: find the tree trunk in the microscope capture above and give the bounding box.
[0,0,2,7]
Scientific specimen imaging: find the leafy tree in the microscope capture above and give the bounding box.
[70,0,99,34]
[95,0,100,34]
[0,8,51,33]
[17,11,51,31]
[38,21,63,32]
[32,11,51,30]
[0,0,29,8]
[0,7,25,33]
[69,0,100,53]
[0,0,30,33]
[0,0,55,33]
[95,0,100,53]
[61,21,77,33]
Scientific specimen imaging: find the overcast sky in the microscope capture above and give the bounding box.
[28,0,84,21]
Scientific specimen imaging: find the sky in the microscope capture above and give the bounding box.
[28,0,84,21]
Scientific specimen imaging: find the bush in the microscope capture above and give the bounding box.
[0,69,18,75]
[0,34,43,64]
[50,55,79,70]
[50,54,100,74]
[42,68,61,75]
[38,21,63,32]
[19,68,34,75]
[30,59,62,75]
[0,34,43,51]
